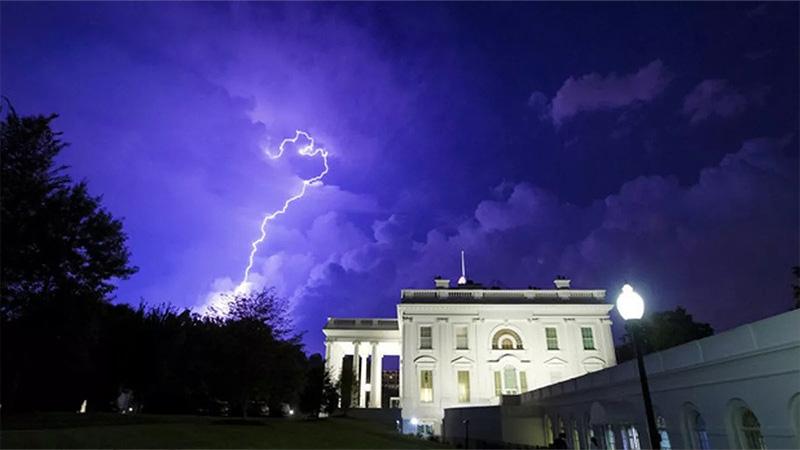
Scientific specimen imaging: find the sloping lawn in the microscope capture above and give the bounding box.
[1,413,449,449]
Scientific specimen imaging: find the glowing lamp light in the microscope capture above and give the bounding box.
[289,409,295,416]
[410,417,419,426]
[616,283,644,320]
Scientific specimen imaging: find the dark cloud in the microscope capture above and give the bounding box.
[532,60,672,126]
[682,79,769,124]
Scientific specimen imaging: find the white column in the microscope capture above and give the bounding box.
[324,340,332,373]
[329,342,343,384]
[370,342,382,408]
[352,341,361,407]
[359,355,368,408]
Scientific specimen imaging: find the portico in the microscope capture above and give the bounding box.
[323,318,401,408]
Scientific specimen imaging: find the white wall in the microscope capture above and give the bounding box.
[398,300,616,435]
[445,309,800,449]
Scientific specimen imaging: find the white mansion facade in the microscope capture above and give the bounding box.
[323,275,617,436]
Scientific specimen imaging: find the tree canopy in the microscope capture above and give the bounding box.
[1,107,137,319]
[616,306,714,362]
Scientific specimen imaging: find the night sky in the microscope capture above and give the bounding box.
[3,2,798,354]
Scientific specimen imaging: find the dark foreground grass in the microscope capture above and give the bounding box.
[1,413,450,449]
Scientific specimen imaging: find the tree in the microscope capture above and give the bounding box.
[299,353,326,418]
[792,266,799,309]
[214,288,306,418]
[616,306,713,362]
[1,107,137,318]
[1,105,137,411]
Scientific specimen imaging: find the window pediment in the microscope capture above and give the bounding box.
[413,355,437,365]
[543,356,568,366]
[450,355,475,366]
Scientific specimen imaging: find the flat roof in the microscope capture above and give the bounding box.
[400,288,606,304]
[323,317,399,330]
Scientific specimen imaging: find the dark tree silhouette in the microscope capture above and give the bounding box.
[792,266,799,309]
[616,306,714,362]
[1,108,137,318]
[216,289,306,418]
[1,106,137,411]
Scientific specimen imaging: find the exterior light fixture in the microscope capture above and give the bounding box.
[616,283,659,450]
[616,283,644,320]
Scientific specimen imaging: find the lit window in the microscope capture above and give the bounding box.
[457,370,470,403]
[544,415,554,445]
[546,327,559,350]
[455,326,468,349]
[492,329,523,349]
[657,416,671,450]
[419,370,433,402]
[493,371,502,396]
[420,326,432,349]
[605,425,616,450]
[581,327,596,350]
[519,371,528,392]
[572,420,581,450]
[624,425,641,450]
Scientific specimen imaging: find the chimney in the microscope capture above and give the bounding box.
[554,276,571,289]
[434,277,451,289]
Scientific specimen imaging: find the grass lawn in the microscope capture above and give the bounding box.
[1,413,451,449]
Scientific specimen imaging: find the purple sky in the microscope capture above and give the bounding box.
[3,3,798,354]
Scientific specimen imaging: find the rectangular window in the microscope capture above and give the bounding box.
[457,370,470,403]
[420,326,432,349]
[546,327,559,350]
[455,325,469,349]
[419,370,433,402]
[581,327,596,350]
[493,371,502,396]
[519,371,528,392]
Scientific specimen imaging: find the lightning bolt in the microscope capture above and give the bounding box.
[235,130,329,294]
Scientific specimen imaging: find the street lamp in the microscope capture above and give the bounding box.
[616,284,660,450]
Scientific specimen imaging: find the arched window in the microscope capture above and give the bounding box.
[728,400,767,450]
[492,329,523,349]
[740,408,766,449]
[682,403,710,449]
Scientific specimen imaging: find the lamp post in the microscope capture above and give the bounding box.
[616,284,660,450]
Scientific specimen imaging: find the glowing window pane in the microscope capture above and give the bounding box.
[457,370,470,403]
[419,370,433,402]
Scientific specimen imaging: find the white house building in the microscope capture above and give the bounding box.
[323,270,617,437]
